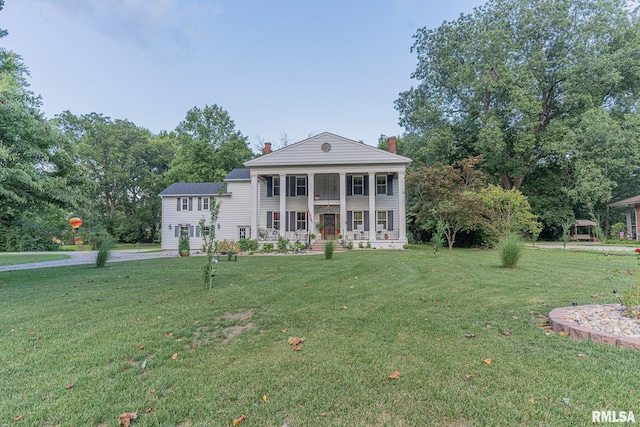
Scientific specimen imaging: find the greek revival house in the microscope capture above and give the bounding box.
[159,132,411,250]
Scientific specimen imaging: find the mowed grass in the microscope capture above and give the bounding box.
[0,253,70,267]
[0,247,638,426]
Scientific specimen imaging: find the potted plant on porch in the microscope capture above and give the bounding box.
[179,232,190,256]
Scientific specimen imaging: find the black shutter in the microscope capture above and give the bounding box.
[364,175,369,196]
[364,211,370,231]
[175,226,179,237]
[387,175,394,196]
[285,211,289,231]
[388,210,394,231]
[267,177,273,197]
[290,211,296,231]
[347,211,353,231]
[267,211,273,228]
[188,197,193,211]
[289,176,296,197]
[347,175,352,196]
[198,197,202,211]
[177,198,181,211]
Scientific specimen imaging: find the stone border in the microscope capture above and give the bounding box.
[549,304,640,350]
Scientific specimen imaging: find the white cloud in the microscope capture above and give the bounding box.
[27,0,223,51]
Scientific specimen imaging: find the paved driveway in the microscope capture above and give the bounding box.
[0,249,181,272]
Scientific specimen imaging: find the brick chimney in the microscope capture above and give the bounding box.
[387,136,397,154]
[264,142,271,154]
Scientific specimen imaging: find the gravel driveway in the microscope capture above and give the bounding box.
[0,249,181,272]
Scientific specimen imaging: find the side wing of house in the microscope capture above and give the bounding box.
[159,182,224,250]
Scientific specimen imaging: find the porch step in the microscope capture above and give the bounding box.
[309,239,347,253]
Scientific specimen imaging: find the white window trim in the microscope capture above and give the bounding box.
[352,175,364,195]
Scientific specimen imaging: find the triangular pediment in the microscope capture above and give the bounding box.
[244,132,411,168]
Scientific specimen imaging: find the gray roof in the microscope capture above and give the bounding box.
[158,182,225,196]
[224,168,250,180]
[608,195,640,207]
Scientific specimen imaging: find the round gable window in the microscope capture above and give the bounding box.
[321,143,331,153]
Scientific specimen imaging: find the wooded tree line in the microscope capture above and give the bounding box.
[3,0,640,250]
[0,1,253,250]
[394,0,640,243]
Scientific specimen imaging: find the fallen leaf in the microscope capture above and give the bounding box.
[232,415,247,426]
[499,329,512,336]
[117,412,138,426]
[577,353,587,358]
[537,313,547,319]
[483,358,492,365]
[287,337,305,346]
[512,316,519,320]
[280,329,288,333]
[171,353,178,360]
[65,383,74,389]
[293,345,302,351]
[530,398,536,404]
[262,395,268,403]
[559,331,570,336]
[591,294,600,298]
[388,370,400,379]
[464,333,475,339]
[342,306,347,310]
[137,345,145,351]
[528,310,535,315]
[145,407,154,414]
[166,332,173,337]
[14,415,23,422]
[191,344,196,352]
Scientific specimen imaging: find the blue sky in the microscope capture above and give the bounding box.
[2,0,486,150]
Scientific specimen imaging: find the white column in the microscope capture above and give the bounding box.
[307,173,315,235]
[279,174,287,237]
[398,170,407,242]
[340,172,347,238]
[250,174,258,239]
[368,172,376,240]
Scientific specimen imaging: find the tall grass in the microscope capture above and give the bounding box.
[95,239,114,267]
[324,239,334,259]
[499,235,523,268]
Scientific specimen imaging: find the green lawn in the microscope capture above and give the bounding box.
[0,253,70,266]
[0,247,637,426]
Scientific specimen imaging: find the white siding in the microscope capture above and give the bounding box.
[216,181,252,241]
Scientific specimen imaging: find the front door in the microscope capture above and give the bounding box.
[324,214,336,239]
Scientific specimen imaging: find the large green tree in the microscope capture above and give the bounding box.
[168,104,253,183]
[406,157,486,249]
[396,0,640,193]
[57,112,175,242]
[0,3,85,250]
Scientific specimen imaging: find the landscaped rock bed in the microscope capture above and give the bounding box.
[549,304,640,350]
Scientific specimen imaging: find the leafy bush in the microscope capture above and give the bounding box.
[324,239,334,260]
[499,235,523,269]
[216,239,240,253]
[611,222,626,239]
[239,238,259,252]
[277,235,289,253]
[83,228,115,251]
[3,218,62,252]
[347,241,353,250]
[95,239,114,268]
[262,243,274,253]
[178,232,190,254]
